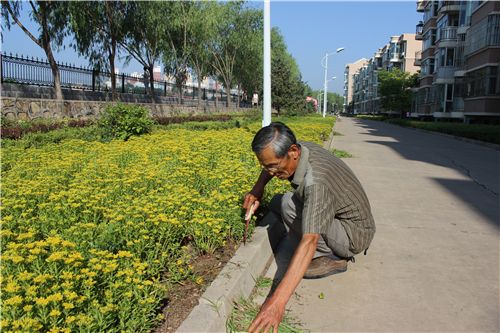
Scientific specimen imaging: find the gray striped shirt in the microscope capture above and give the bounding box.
[290,141,375,254]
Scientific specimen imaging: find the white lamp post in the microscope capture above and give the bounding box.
[321,47,345,117]
[262,0,271,127]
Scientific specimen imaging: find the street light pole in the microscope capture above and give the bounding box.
[262,0,271,127]
[322,54,328,118]
[321,47,345,118]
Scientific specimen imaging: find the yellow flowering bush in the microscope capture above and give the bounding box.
[1,115,334,332]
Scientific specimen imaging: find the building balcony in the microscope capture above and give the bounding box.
[438,26,458,42]
[416,0,425,12]
[438,2,460,14]
[435,66,456,82]
[390,55,402,62]
[414,51,422,66]
[416,21,424,40]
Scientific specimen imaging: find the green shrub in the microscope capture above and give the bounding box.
[98,103,153,141]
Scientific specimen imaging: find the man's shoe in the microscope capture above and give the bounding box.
[303,257,347,279]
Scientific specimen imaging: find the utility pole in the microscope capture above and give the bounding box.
[262,0,271,127]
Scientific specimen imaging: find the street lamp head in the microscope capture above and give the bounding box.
[336,47,345,53]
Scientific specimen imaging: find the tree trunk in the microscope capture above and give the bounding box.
[197,79,202,108]
[225,86,231,108]
[236,83,241,110]
[148,65,155,100]
[177,82,183,104]
[109,44,117,101]
[44,45,63,101]
[40,4,63,101]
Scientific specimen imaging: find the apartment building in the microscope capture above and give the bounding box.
[343,58,368,113]
[412,0,500,122]
[347,34,422,114]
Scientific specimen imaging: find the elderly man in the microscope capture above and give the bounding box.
[243,122,375,333]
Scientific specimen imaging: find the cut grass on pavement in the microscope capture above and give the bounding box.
[226,297,306,333]
[332,149,353,158]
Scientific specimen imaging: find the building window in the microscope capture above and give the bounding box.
[424,1,438,23]
[421,58,435,76]
[446,48,455,66]
[459,1,473,27]
[446,83,454,101]
[465,66,500,97]
[465,14,500,56]
[423,29,437,50]
[437,48,455,67]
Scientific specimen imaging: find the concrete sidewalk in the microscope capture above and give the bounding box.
[261,117,499,332]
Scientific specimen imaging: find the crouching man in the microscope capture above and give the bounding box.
[243,122,375,333]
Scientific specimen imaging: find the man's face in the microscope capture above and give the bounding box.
[256,144,299,180]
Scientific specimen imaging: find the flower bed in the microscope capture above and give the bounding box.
[0,115,334,332]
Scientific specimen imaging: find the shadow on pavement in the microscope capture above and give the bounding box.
[351,118,499,229]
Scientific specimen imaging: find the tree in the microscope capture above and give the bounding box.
[2,1,68,100]
[270,28,307,114]
[208,2,261,107]
[68,1,130,100]
[186,2,217,107]
[121,2,171,99]
[163,2,204,104]
[233,7,263,107]
[378,69,419,117]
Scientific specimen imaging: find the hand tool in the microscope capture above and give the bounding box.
[243,202,256,245]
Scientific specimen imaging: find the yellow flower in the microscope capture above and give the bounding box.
[23,304,33,312]
[63,302,74,310]
[4,295,23,306]
[35,297,49,306]
[46,251,66,262]
[49,309,62,317]
[4,282,20,293]
[46,292,63,302]
[26,285,38,296]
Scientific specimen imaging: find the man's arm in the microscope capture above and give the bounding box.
[243,169,274,214]
[248,233,320,333]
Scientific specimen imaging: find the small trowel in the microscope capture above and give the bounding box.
[243,202,256,245]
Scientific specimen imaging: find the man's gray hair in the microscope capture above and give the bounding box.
[251,122,297,158]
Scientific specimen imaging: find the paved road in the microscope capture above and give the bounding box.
[263,117,499,332]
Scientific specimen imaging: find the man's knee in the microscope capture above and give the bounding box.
[269,194,283,216]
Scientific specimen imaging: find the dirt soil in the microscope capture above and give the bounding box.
[154,239,239,333]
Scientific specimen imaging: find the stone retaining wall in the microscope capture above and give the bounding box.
[1,83,245,120]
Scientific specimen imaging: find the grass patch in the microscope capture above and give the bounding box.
[226,297,305,333]
[332,149,352,158]
[254,276,273,290]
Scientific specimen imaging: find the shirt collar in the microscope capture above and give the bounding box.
[290,144,309,187]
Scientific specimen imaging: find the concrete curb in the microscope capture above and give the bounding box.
[176,213,286,333]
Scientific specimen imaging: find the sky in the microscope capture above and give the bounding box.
[1,1,421,95]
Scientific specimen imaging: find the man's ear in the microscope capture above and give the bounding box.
[288,144,300,160]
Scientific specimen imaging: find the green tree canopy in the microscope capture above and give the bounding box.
[378,68,419,117]
[2,0,68,100]
[121,1,172,98]
[68,1,130,100]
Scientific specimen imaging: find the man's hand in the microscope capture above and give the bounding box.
[248,296,286,333]
[248,234,319,333]
[243,188,263,217]
[243,170,274,217]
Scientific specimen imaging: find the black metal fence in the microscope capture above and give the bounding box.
[0,52,240,104]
